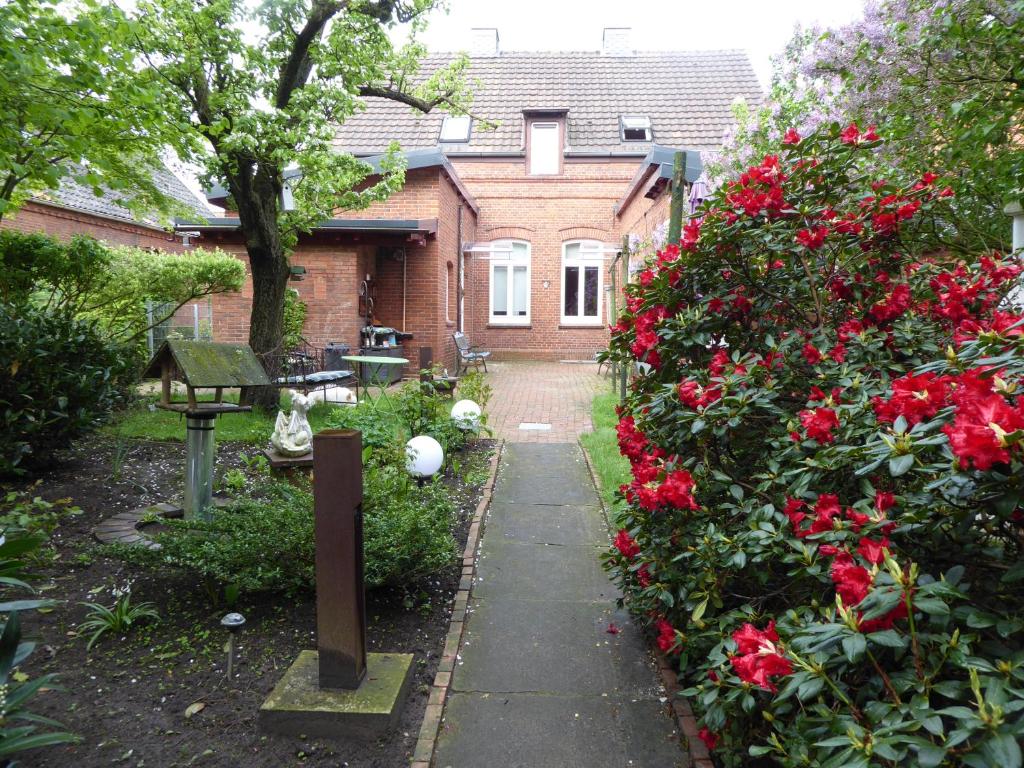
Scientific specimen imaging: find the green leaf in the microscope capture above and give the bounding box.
[889,454,915,477]
[842,632,867,662]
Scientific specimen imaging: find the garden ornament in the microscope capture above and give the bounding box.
[270,389,315,456]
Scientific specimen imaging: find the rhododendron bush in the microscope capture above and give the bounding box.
[604,125,1024,767]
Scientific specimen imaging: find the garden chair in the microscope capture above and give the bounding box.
[452,331,490,375]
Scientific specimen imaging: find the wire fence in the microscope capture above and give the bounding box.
[146,298,213,356]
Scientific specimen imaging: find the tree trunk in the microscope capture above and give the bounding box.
[230,162,289,411]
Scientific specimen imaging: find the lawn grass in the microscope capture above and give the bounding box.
[580,391,630,517]
[105,389,391,444]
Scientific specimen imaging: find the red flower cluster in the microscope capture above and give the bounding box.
[796,226,829,250]
[798,407,840,443]
[730,621,792,692]
[624,466,700,513]
[782,128,801,145]
[943,384,1024,470]
[616,415,653,464]
[872,372,952,426]
[678,379,721,409]
[840,122,879,145]
[868,283,912,324]
[630,305,669,367]
[830,550,908,632]
[802,342,822,365]
[656,618,679,654]
[613,529,640,559]
[698,727,720,751]
[724,155,787,218]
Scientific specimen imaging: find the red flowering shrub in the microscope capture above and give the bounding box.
[603,124,1024,766]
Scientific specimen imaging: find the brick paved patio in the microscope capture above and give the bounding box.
[481,360,608,443]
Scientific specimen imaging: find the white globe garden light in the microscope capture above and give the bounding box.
[406,435,444,479]
[450,399,482,431]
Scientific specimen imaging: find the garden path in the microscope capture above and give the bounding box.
[482,361,607,443]
[432,442,687,767]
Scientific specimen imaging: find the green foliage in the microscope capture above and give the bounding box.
[0,489,81,564]
[0,231,245,344]
[0,303,135,475]
[606,126,1024,765]
[112,466,456,595]
[457,370,493,425]
[0,0,181,221]
[391,379,469,459]
[579,393,630,513]
[79,587,159,650]
[0,534,77,759]
[282,288,307,350]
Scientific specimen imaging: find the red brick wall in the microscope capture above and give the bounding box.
[1,200,189,251]
[450,157,640,360]
[202,157,681,365]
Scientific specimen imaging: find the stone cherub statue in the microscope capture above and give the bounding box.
[270,389,315,456]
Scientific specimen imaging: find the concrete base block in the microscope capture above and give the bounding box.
[259,651,414,740]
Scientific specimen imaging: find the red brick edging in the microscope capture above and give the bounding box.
[410,439,504,767]
[577,437,713,768]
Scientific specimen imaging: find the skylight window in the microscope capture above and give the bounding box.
[439,114,472,143]
[620,115,652,142]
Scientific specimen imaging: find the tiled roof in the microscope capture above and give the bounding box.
[335,50,762,154]
[31,164,211,229]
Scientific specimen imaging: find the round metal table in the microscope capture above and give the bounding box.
[341,354,409,408]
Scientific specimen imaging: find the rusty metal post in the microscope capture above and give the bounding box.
[313,429,366,690]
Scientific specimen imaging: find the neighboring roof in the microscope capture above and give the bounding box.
[615,145,704,215]
[31,163,211,230]
[335,50,762,154]
[175,216,439,236]
[203,148,480,215]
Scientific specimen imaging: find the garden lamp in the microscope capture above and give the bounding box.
[406,435,444,479]
[450,399,482,431]
[221,612,246,679]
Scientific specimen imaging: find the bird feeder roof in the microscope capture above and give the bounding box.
[143,340,270,388]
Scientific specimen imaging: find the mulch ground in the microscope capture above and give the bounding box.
[6,433,493,768]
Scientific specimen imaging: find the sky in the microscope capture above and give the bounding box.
[402,0,867,88]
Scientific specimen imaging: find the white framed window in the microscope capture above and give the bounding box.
[620,115,652,142]
[489,240,531,324]
[529,122,560,175]
[562,240,604,325]
[439,114,472,142]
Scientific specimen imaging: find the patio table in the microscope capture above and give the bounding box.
[341,354,408,408]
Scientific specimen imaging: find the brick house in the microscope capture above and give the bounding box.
[1,165,207,252]
[187,28,761,371]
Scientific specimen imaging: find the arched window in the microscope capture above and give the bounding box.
[561,240,604,324]
[488,240,530,324]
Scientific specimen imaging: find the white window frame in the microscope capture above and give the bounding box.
[488,240,531,325]
[561,240,604,325]
[529,121,560,175]
[620,115,652,142]
[439,114,472,142]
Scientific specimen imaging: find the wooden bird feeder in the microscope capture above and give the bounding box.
[142,340,270,519]
[143,339,270,415]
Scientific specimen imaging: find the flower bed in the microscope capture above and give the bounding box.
[604,125,1024,766]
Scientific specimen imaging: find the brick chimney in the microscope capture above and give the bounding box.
[470,28,499,56]
[602,27,632,56]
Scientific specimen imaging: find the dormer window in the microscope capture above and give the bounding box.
[439,114,472,143]
[620,115,652,142]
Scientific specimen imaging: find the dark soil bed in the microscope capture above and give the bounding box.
[6,434,494,768]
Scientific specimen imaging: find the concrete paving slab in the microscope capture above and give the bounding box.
[494,470,598,506]
[473,539,615,602]
[498,443,593,481]
[451,597,660,697]
[484,502,608,546]
[434,692,687,768]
